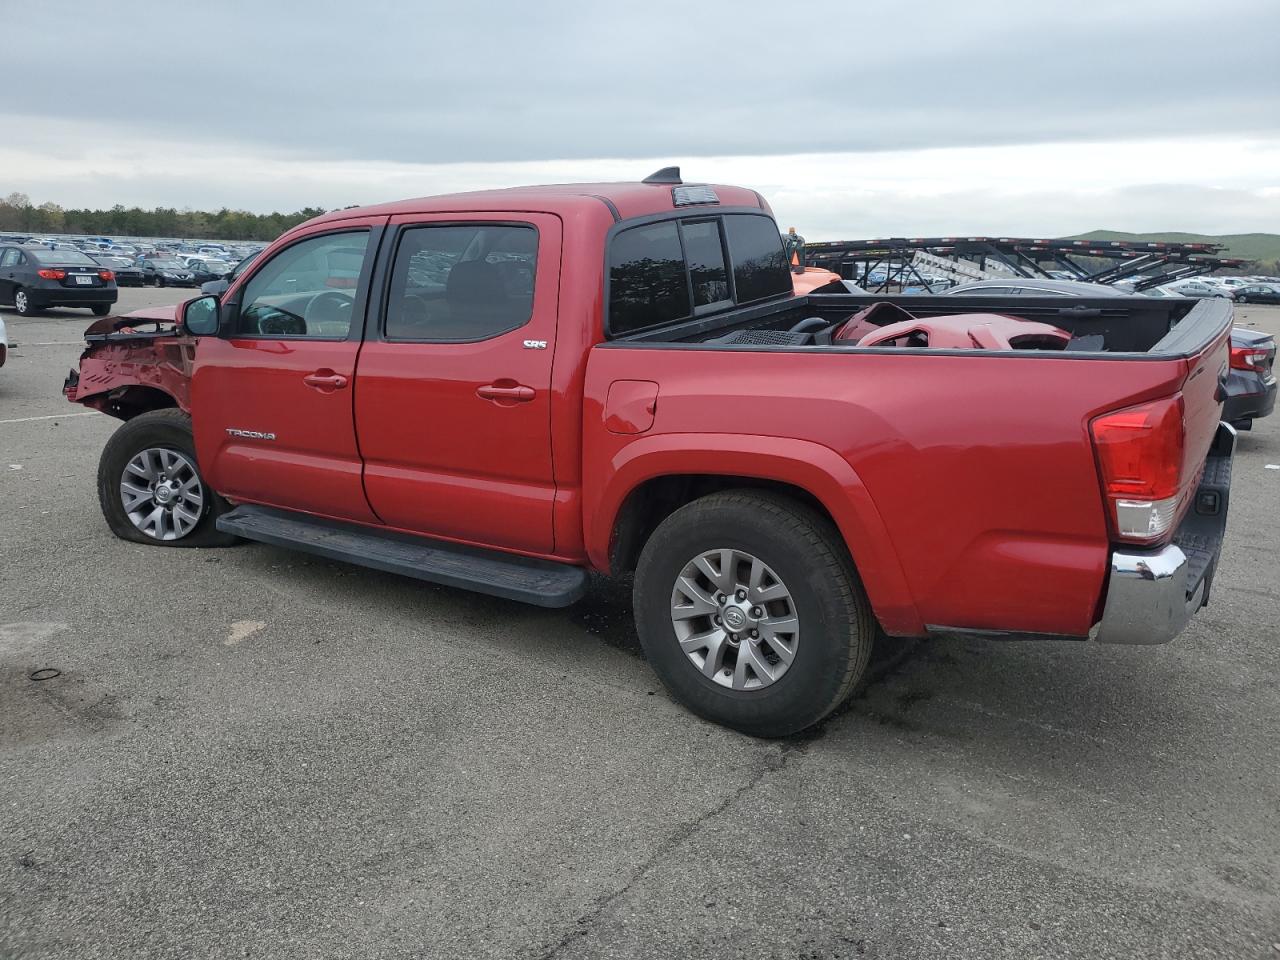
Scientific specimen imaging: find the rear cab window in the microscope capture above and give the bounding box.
[607,212,791,336]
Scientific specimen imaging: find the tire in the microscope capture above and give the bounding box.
[97,409,238,547]
[13,287,40,316]
[633,490,875,737]
[91,303,111,317]
[155,276,165,288]
[1237,296,1248,303]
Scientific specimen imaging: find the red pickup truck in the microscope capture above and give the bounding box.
[64,169,1236,736]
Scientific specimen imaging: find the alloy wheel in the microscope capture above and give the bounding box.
[119,446,205,541]
[669,548,799,690]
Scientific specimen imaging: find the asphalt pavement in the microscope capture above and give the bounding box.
[1,289,1278,959]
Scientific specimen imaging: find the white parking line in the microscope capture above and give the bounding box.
[0,412,98,425]
[18,341,86,346]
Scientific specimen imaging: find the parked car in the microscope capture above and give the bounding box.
[0,245,118,316]
[942,278,1125,297]
[200,251,260,296]
[1232,284,1280,305]
[1223,328,1277,430]
[138,257,197,288]
[91,255,146,287]
[185,259,234,285]
[1164,280,1234,300]
[65,173,1235,737]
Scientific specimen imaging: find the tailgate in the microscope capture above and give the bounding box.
[1177,316,1232,492]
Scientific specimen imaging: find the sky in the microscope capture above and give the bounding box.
[2,0,1278,239]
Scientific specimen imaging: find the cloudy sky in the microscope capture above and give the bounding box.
[3,0,1277,238]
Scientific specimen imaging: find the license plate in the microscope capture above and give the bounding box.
[75,275,92,285]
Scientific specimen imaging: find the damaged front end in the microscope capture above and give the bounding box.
[63,307,196,420]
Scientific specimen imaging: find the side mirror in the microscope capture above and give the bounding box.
[180,294,220,336]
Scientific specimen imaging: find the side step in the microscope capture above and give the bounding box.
[216,505,588,608]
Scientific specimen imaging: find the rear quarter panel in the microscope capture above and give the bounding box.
[583,346,1196,638]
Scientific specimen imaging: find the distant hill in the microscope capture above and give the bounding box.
[1067,231,1280,264]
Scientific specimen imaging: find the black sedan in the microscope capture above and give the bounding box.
[185,258,235,285]
[1224,327,1277,430]
[91,255,146,287]
[0,245,118,317]
[138,257,197,288]
[201,251,261,296]
[1233,284,1280,305]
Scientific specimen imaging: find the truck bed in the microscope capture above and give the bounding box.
[611,291,1225,359]
[584,291,1231,640]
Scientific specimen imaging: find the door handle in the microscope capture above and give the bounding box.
[303,370,349,392]
[477,383,535,403]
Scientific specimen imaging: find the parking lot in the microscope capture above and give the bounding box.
[2,288,1278,958]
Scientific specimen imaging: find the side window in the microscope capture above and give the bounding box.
[237,231,369,338]
[722,214,791,304]
[608,221,691,335]
[0,249,18,268]
[385,223,538,342]
[680,219,730,311]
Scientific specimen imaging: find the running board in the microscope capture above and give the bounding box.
[216,505,587,608]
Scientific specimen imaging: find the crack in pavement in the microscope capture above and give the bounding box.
[532,744,794,960]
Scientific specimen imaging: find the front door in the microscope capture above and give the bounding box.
[190,219,385,523]
[353,213,561,554]
[0,248,19,304]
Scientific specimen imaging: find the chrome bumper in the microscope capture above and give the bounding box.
[1094,545,1205,644]
[1094,422,1235,645]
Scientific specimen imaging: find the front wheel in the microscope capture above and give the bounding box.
[154,276,165,288]
[633,490,875,737]
[97,409,237,547]
[1237,296,1248,303]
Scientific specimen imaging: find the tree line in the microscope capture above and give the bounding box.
[0,192,327,242]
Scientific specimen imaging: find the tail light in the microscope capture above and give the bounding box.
[98,270,114,281]
[1230,344,1271,371]
[1090,395,1185,543]
[37,268,66,280]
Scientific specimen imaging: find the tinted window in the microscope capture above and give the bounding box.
[723,214,791,303]
[385,223,537,342]
[0,249,18,268]
[608,221,691,335]
[680,219,730,309]
[30,249,96,266]
[238,231,370,338]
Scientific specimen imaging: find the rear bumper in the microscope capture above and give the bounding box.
[1222,369,1276,424]
[31,286,118,306]
[1094,422,1235,644]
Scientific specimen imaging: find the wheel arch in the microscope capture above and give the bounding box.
[590,434,923,636]
[81,384,182,422]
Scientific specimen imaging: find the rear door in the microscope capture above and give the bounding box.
[190,218,386,522]
[352,213,561,554]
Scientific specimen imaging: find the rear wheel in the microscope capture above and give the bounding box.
[633,490,875,737]
[91,303,111,317]
[13,287,40,316]
[97,409,237,547]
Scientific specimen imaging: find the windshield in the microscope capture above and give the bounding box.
[94,257,133,268]
[149,259,185,269]
[202,261,232,272]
